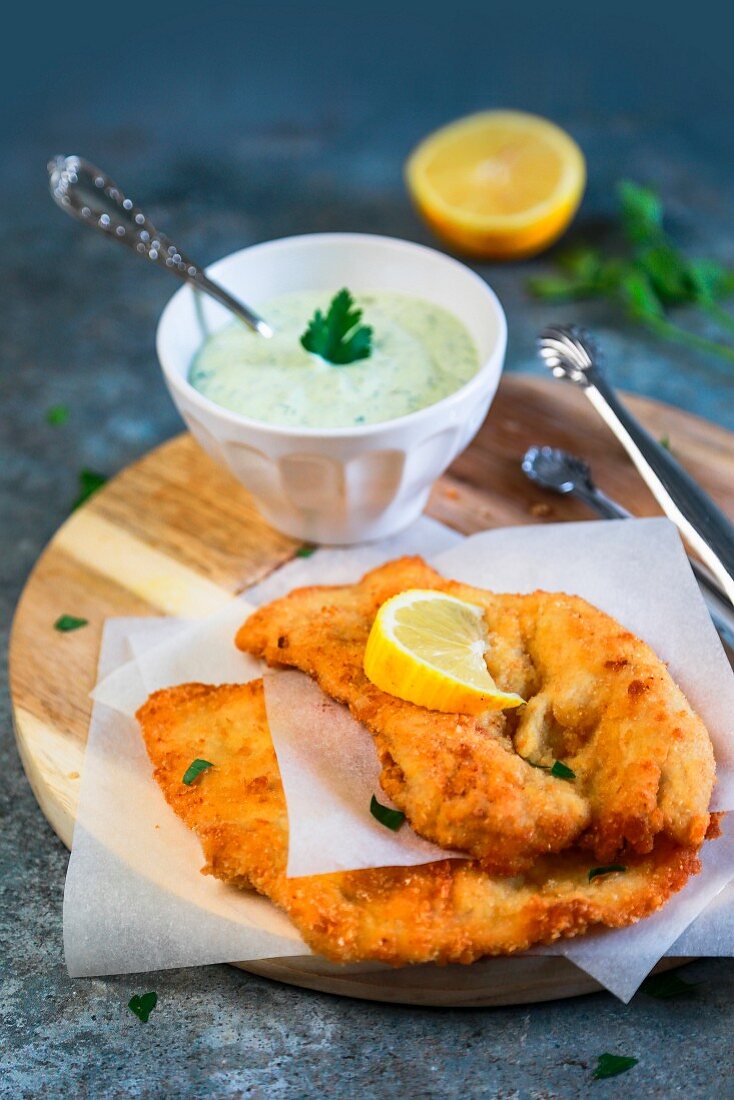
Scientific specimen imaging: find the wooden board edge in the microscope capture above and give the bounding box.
[233,955,695,1007]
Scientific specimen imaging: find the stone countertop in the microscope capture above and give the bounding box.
[3,3,734,1097]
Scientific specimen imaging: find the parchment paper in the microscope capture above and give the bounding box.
[67,517,734,1000]
[64,619,306,978]
[263,670,461,876]
[69,516,462,976]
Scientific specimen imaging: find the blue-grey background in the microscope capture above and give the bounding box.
[3,2,734,1096]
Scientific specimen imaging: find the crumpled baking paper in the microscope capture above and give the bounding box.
[67,517,734,1001]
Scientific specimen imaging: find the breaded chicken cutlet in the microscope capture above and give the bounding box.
[137,680,705,965]
[236,557,715,875]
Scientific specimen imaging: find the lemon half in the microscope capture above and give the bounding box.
[406,110,586,260]
[363,589,525,714]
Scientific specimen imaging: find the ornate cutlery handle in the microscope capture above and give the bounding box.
[538,324,734,606]
[48,155,273,337]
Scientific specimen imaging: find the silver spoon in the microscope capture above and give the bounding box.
[538,324,734,607]
[48,155,273,338]
[522,444,734,652]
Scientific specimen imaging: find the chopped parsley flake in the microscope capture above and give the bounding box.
[54,614,88,632]
[370,795,405,831]
[128,991,157,1023]
[588,864,627,882]
[182,759,214,785]
[46,404,70,426]
[523,758,575,780]
[295,545,317,558]
[592,1053,638,1080]
[641,969,698,999]
[72,469,108,511]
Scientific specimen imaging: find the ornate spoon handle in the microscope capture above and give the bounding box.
[48,155,273,338]
[538,324,734,606]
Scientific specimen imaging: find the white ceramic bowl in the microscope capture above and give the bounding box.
[156,233,506,544]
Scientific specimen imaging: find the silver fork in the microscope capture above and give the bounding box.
[522,444,734,653]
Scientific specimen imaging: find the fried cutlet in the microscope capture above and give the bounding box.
[137,681,704,965]
[236,557,715,873]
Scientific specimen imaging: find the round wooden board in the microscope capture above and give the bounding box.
[10,374,734,1006]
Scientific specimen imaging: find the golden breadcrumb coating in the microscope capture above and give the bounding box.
[236,556,715,873]
[136,681,704,965]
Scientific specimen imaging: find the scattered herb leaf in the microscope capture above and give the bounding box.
[550,760,576,780]
[592,1053,638,1080]
[54,614,88,633]
[182,759,214,785]
[300,289,373,365]
[46,404,70,426]
[588,864,627,882]
[528,180,734,365]
[641,969,698,999]
[72,469,108,511]
[659,434,671,450]
[618,180,664,245]
[128,991,157,1023]
[295,545,317,558]
[370,795,405,831]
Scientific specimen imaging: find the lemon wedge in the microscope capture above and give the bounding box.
[363,589,525,714]
[405,110,586,260]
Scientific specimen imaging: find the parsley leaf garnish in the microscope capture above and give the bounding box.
[300,289,373,365]
[370,795,405,831]
[659,434,671,450]
[46,404,69,426]
[295,545,317,558]
[54,614,88,632]
[128,991,157,1022]
[528,180,734,365]
[592,1053,638,1080]
[182,759,214,785]
[72,469,108,511]
[588,864,627,882]
[641,969,698,999]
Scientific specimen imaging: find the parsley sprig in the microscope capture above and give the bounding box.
[300,289,373,365]
[528,180,734,364]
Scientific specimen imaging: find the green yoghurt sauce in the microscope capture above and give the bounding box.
[189,290,479,429]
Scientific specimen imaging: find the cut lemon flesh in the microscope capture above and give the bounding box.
[406,110,586,260]
[363,589,525,714]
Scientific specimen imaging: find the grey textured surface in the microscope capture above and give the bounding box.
[3,2,734,1096]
